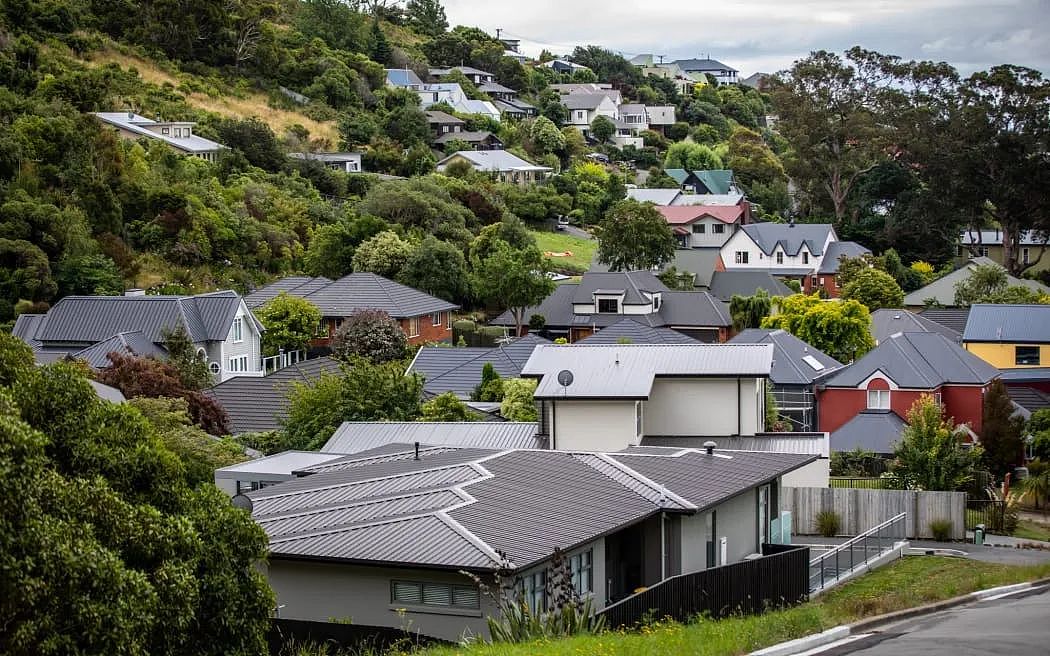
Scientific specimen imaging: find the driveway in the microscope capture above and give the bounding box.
[794,535,1050,566]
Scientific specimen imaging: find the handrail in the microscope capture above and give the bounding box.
[810,512,906,566]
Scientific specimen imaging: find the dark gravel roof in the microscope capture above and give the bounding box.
[407,334,549,398]
[246,273,458,318]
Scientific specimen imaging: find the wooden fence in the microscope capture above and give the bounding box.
[784,487,966,540]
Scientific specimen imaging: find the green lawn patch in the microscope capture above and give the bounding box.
[529,230,597,275]
[412,557,1050,656]
[1013,519,1050,542]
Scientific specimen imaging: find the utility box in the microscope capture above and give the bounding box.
[974,524,985,545]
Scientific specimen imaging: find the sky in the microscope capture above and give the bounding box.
[441,0,1050,77]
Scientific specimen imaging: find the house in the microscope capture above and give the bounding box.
[958,229,1050,272]
[388,76,501,122]
[627,188,683,206]
[407,334,549,399]
[812,241,872,297]
[672,57,739,85]
[817,332,999,437]
[730,329,844,432]
[245,274,458,347]
[902,257,1050,308]
[492,97,538,119]
[962,304,1050,370]
[549,83,622,104]
[489,271,733,343]
[657,204,746,249]
[707,271,793,302]
[645,106,677,131]
[673,193,746,207]
[384,68,425,90]
[919,308,971,334]
[435,150,552,186]
[618,103,649,132]
[540,59,592,75]
[433,130,504,151]
[522,343,772,451]
[428,66,496,85]
[631,58,701,95]
[93,112,224,162]
[665,247,725,288]
[204,357,341,434]
[829,410,909,457]
[665,169,739,195]
[561,94,620,134]
[246,442,814,640]
[288,152,363,173]
[13,290,263,382]
[870,308,962,345]
[477,80,517,101]
[425,110,466,137]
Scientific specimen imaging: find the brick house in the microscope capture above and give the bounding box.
[246,274,458,347]
[817,332,999,439]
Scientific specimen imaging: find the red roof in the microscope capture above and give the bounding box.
[656,205,743,225]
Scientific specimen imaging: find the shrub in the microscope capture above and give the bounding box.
[816,510,841,537]
[929,519,954,542]
[453,319,477,333]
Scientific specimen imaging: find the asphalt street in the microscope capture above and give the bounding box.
[801,585,1050,655]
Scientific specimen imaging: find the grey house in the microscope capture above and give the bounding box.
[870,308,962,345]
[407,334,549,399]
[246,443,815,641]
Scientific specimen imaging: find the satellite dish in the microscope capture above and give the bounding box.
[557,369,574,387]
[231,493,254,513]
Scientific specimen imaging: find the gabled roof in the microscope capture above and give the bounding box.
[666,248,724,288]
[435,150,550,173]
[248,444,813,572]
[1006,386,1050,417]
[321,422,544,454]
[658,290,732,327]
[93,113,224,153]
[903,257,1050,306]
[575,319,698,345]
[830,410,907,455]
[11,313,47,347]
[478,81,515,94]
[384,68,424,87]
[870,309,961,345]
[34,291,251,346]
[570,270,668,305]
[818,241,872,274]
[664,169,735,195]
[657,205,743,225]
[674,193,744,206]
[619,103,646,115]
[204,357,341,434]
[739,223,835,257]
[673,58,738,73]
[492,98,536,114]
[424,110,466,125]
[429,65,494,77]
[407,334,550,398]
[963,304,1050,343]
[730,329,844,386]
[707,271,793,302]
[246,273,458,319]
[919,308,972,334]
[823,332,1000,389]
[433,130,500,145]
[626,188,682,205]
[522,343,773,399]
[73,331,167,368]
[561,93,614,110]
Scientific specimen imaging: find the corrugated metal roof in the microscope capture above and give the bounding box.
[523,343,773,399]
[11,313,47,346]
[730,329,843,386]
[94,113,224,153]
[575,319,698,345]
[218,451,345,476]
[829,410,907,454]
[407,334,548,397]
[824,332,999,389]
[73,331,166,368]
[998,368,1050,382]
[919,308,971,333]
[436,150,551,172]
[626,188,682,205]
[321,423,543,454]
[963,304,1050,343]
[639,434,829,458]
[1006,386,1050,414]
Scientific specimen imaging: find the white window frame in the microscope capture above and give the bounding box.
[432,312,442,327]
[692,224,705,234]
[776,252,784,265]
[445,313,452,330]
[596,297,619,314]
[735,251,749,264]
[231,316,243,343]
[867,389,891,410]
[713,223,725,234]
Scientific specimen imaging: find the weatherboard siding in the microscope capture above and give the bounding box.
[220,304,262,380]
[964,342,1050,370]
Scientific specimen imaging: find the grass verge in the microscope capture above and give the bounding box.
[530,230,597,275]
[412,557,1050,656]
[1012,519,1050,542]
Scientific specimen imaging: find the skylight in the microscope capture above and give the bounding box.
[802,355,825,371]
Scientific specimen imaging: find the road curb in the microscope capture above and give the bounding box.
[748,577,1050,655]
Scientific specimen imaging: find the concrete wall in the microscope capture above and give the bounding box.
[784,487,966,540]
[679,511,709,574]
[265,560,498,642]
[552,400,638,451]
[643,378,762,436]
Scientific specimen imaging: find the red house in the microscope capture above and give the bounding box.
[818,332,999,440]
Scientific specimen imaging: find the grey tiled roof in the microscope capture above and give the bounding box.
[708,271,793,301]
[870,309,961,344]
[998,368,1050,383]
[818,241,872,274]
[830,410,907,454]
[823,332,999,389]
[321,422,543,454]
[570,271,668,305]
[658,290,732,327]
[436,150,551,172]
[246,273,458,319]
[407,334,549,398]
[561,94,611,110]
[248,444,814,571]
[575,319,698,345]
[674,58,738,73]
[73,331,166,368]
[919,308,971,334]
[729,329,843,386]
[1006,386,1050,415]
[204,358,341,434]
[433,130,498,144]
[424,110,465,125]
[963,304,1050,343]
[740,223,834,256]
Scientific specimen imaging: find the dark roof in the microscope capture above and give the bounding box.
[11,313,47,346]
[204,358,341,434]
[424,110,465,125]
[664,169,735,195]
[729,329,844,386]
[999,368,1050,383]
[658,290,732,327]
[1006,386,1050,415]
[570,271,669,305]
[248,445,813,571]
[246,273,458,318]
[407,334,549,398]
[561,94,611,110]
[823,332,1000,389]
[31,291,250,346]
[919,308,972,334]
[575,319,698,345]
[478,81,516,94]
[739,223,835,257]
[673,58,738,73]
[963,304,1050,343]
[830,410,907,455]
[818,241,872,274]
[73,331,166,368]
[433,130,500,144]
[707,270,793,302]
[870,309,961,345]
[667,248,723,287]
[321,422,544,454]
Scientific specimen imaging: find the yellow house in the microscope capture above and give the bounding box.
[962,303,1050,369]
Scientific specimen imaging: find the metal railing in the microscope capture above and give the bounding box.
[829,476,899,490]
[810,512,907,593]
[966,499,1006,532]
[262,349,306,374]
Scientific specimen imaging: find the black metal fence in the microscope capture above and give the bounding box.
[596,545,810,629]
[267,619,448,655]
[966,499,1006,532]
[829,477,902,490]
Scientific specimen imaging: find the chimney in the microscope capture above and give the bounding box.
[703,440,716,455]
[414,442,420,461]
[124,288,146,297]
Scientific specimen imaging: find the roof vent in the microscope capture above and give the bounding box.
[414,442,420,461]
[124,288,146,297]
[703,440,716,455]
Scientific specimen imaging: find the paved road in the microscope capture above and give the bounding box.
[803,585,1050,656]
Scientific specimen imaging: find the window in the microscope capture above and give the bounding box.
[408,316,420,338]
[208,362,221,375]
[597,298,619,313]
[576,111,585,121]
[520,570,546,613]
[867,389,891,410]
[802,252,810,264]
[569,550,593,595]
[819,277,826,286]
[231,317,243,343]
[391,581,480,610]
[174,128,182,137]
[692,224,706,234]
[228,356,248,373]
[635,401,643,437]
[735,251,749,264]
[713,224,725,234]
[934,392,943,406]
[349,162,359,172]
[446,313,452,330]
[1023,248,1031,265]
[161,127,170,135]
[432,312,442,327]
[776,252,784,265]
[1016,346,1040,366]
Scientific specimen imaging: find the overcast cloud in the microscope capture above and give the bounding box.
[441,0,1050,77]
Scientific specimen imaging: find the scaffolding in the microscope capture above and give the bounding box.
[772,386,818,432]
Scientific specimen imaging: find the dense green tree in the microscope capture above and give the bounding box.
[211,117,287,171]
[840,268,905,310]
[351,230,414,278]
[500,377,538,421]
[595,199,676,272]
[953,264,1047,306]
[420,392,477,421]
[398,235,471,303]
[529,116,567,156]
[730,290,772,330]
[330,309,408,364]
[254,292,323,356]
[762,293,875,362]
[162,325,214,391]
[368,18,392,65]
[54,254,124,297]
[892,394,983,491]
[981,380,1026,478]
[726,126,786,186]
[303,214,386,278]
[590,115,615,144]
[471,362,504,402]
[663,142,724,171]
[472,242,555,337]
[0,238,56,306]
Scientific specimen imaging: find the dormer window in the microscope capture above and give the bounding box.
[161,127,170,135]
[803,252,810,265]
[652,293,662,310]
[597,298,619,313]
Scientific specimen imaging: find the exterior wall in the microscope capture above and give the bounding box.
[551,400,639,450]
[264,560,497,642]
[679,511,709,574]
[398,312,453,345]
[514,538,608,608]
[713,489,762,564]
[939,384,986,434]
[782,459,830,488]
[964,342,1050,370]
[643,377,763,436]
[719,230,821,274]
[803,273,843,298]
[220,302,263,381]
[686,218,737,248]
[818,383,986,436]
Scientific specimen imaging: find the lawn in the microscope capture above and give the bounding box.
[410,557,1050,656]
[529,230,597,275]
[1013,519,1050,542]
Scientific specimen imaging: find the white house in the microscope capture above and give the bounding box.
[657,205,746,249]
[93,112,225,162]
[563,94,619,133]
[435,150,552,186]
[288,152,363,173]
[672,57,739,85]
